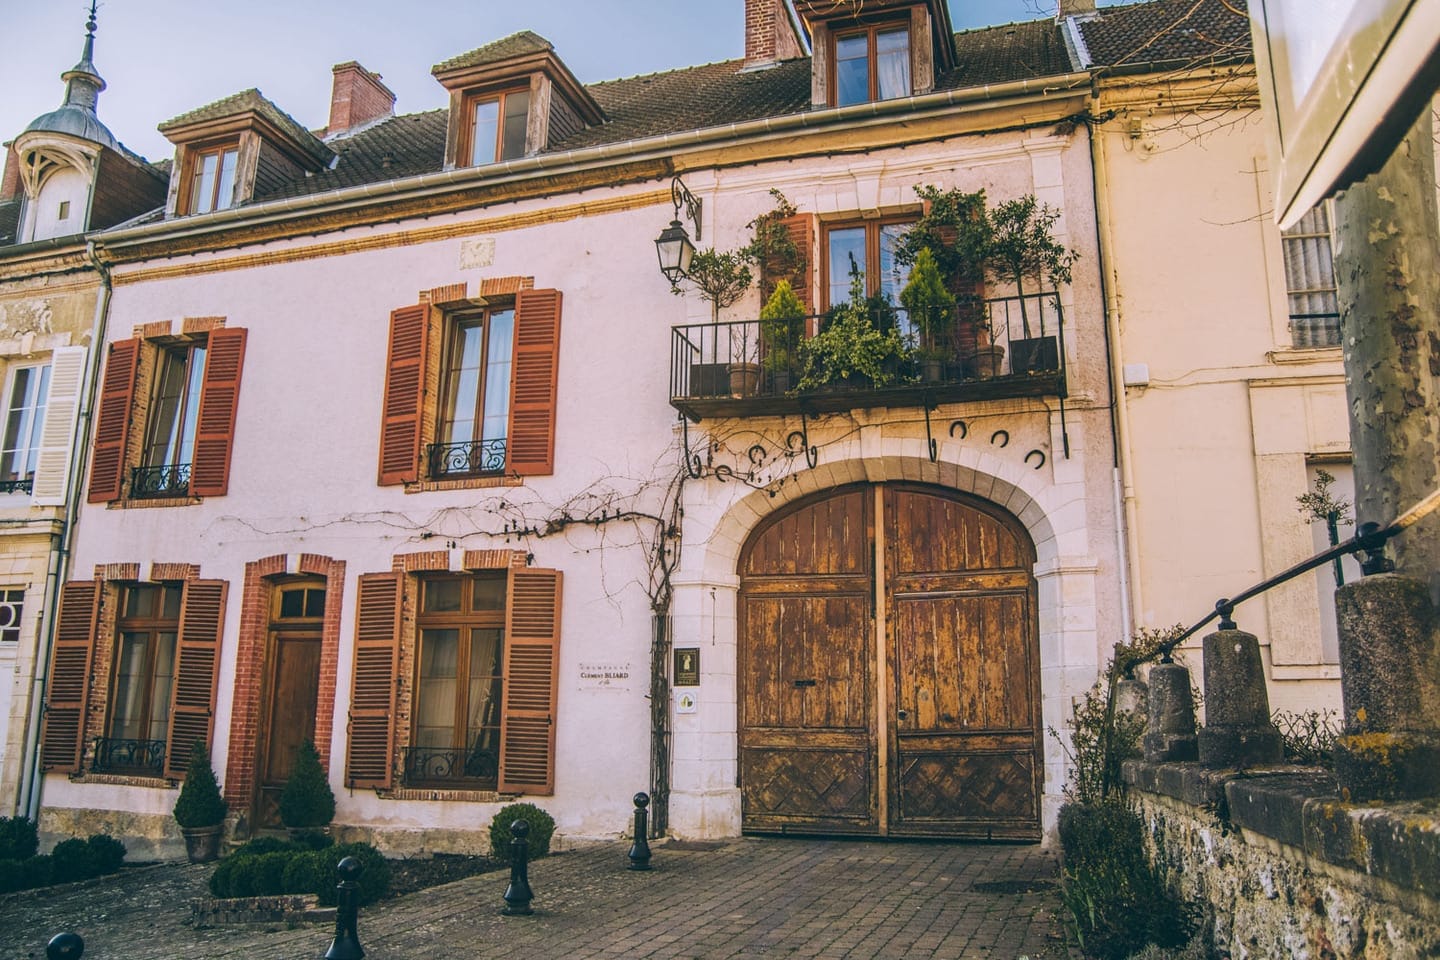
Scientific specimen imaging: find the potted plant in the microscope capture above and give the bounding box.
[984,194,1076,374]
[797,268,908,391]
[745,189,806,301]
[682,249,757,396]
[899,247,957,382]
[173,741,227,863]
[759,279,805,393]
[895,185,996,374]
[278,739,336,838]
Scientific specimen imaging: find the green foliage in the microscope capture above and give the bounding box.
[278,739,335,829]
[797,267,908,390]
[0,816,39,860]
[173,741,228,828]
[683,249,754,321]
[984,195,1077,337]
[209,854,241,897]
[314,843,391,906]
[86,834,127,874]
[209,841,388,904]
[489,802,557,865]
[759,279,806,372]
[51,838,101,883]
[1273,709,1340,766]
[288,829,335,851]
[253,851,292,895]
[231,836,295,859]
[282,850,328,895]
[894,185,991,291]
[745,189,804,290]
[18,855,53,890]
[226,856,265,898]
[1058,800,1194,959]
[899,247,957,356]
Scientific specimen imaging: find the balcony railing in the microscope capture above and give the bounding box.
[427,438,507,479]
[670,292,1066,420]
[90,737,166,776]
[131,463,191,498]
[401,744,498,787]
[0,477,33,495]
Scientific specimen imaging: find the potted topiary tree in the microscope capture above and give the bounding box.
[899,247,957,382]
[895,185,994,374]
[173,741,227,863]
[681,249,757,396]
[279,739,335,839]
[759,279,805,393]
[983,194,1076,374]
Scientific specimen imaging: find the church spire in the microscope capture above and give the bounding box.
[60,1,106,113]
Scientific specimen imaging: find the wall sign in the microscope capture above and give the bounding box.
[578,661,632,690]
[673,647,700,686]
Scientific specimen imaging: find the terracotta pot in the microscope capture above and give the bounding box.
[181,824,223,863]
[728,362,761,397]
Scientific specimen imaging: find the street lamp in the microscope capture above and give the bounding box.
[655,177,702,288]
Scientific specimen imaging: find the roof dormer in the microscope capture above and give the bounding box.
[158,89,334,218]
[431,31,605,170]
[790,0,956,108]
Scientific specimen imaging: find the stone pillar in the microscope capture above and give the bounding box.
[1143,661,1198,762]
[1197,630,1282,767]
[1333,574,1440,800]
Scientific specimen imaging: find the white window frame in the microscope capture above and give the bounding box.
[0,363,50,494]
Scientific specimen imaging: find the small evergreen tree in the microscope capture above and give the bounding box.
[279,739,336,829]
[759,279,805,374]
[173,741,227,828]
[899,247,957,358]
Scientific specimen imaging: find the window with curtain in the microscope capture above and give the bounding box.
[136,342,207,497]
[432,307,514,477]
[0,364,50,493]
[824,218,915,336]
[105,585,181,770]
[834,24,911,106]
[1282,204,1340,348]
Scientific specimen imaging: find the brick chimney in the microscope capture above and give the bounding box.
[1058,0,1097,17]
[1,143,21,201]
[745,0,805,69]
[326,61,396,137]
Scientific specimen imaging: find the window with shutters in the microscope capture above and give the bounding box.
[93,584,180,776]
[87,327,247,505]
[0,363,50,495]
[345,566,561,796]
[377,288,560,488]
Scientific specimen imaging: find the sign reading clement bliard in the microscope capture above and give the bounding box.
[673,647,700,686]
[578,662,632,690]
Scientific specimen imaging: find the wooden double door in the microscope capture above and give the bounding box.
[738,483,1042,840]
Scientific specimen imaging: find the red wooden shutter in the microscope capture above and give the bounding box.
[507,289,562,477]
[377,305,429,485]
[41,581,100,773]
[347,573,401,789]
[777,213,816,314]
[87,340,140,503]
[164,579,227,779]
[190,328,247,497]
[499,567,562,795]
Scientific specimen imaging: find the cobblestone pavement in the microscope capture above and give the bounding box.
[0,836,1079,959]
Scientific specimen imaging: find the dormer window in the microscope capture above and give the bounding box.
[183,142,239,215]
[464,88,530,166]
[835,23,911,105]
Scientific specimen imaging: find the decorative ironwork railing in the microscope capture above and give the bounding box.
[131,463,191,498]
[401,745,499,786]
[427,439,507,478]
[0,477,33,494]
[91,737,167,775]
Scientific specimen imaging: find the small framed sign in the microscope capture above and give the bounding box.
[673,647,700,686]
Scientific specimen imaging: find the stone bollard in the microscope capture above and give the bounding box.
[501,819,534,916]
[46,933,83,960]
[1197,628,1282,768]
[1143,660,1198,762]
[1333,574,1440,801]
[628,792,652,871]
[324,856,365,960]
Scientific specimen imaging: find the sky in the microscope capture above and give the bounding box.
[0,0,1115,164]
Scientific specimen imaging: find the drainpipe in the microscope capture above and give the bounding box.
[1088,110,1143,641]
[18,240,111,822]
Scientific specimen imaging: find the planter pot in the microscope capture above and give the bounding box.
[181,824,224,864]
[768,368,792,393]
[687,362,728,397]
[728,362,761,397]
[1010,336,1059,374]
[919,358,945,383]
[965,345,1006,380]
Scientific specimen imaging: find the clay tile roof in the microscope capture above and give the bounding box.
[433,31,554,74]
[253,109,447,203]
[1081,0,1252,69]
[940,19,1073,88]
[158,88,331,158]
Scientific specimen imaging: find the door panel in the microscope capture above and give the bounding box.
[255,634,322,828]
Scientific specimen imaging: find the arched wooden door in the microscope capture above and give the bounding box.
[738,483,1041,840]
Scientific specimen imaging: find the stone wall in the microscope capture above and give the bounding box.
[1125,760,1440,959]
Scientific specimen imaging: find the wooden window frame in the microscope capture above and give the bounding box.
[821,215,917,311]
[830,20,912,107]
[459,87,530,168]
[434,305,514,479]
[106,584,182,752]
[140,341,206,473]
[179,140,241,216]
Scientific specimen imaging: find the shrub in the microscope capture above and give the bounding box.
[18,855,52,889]
[313,843,390,906]
[288,829,334,851]
[50,837,100,883]
[209,854,241,897]
[0,859,22,893]
[0,817,39,861]
[279,740,335,829]
[86,834,126,874]
[173,742,227,829]
[252,851,292,896]
[488,802,556,865]
[282,851,328,895]
[231,836,294,859]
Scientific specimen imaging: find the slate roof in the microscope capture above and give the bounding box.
[159,88,332,163]
[943,18,1076,87]
[433,31,553,74]
[1081,0,1252,69]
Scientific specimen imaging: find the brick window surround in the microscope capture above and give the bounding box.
[223,554,346,810]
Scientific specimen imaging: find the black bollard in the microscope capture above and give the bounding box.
[324,856,365,960]
[627,792,652,871]
[501,819,534,916]
[46,933,83,960]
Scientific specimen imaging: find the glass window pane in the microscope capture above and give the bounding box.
[125,585,154,618]
[150,632,177,741]
[143,349,190,467]
[177,344,206,465]
[471,100,500,165]
[417,629,460,748]
[304,588,327,618]
[162,585,182,620]
[828,227,866,307]
[836,33,870,106]
[110,633,148,740]
[482,309,513,446]
[193,153,219,214]
[470,575,506,611]
[876,28,911,100]
[424,578,463,613]
[215,150,238,212]
[442,322,485,445]
[501,92,529,161]
[280,589,304,618]
[467,627,503,747]
[880,223,914,338]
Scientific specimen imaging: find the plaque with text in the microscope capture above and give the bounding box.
[673,647,700,686]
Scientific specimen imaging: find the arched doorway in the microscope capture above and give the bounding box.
[738,483,1042,839]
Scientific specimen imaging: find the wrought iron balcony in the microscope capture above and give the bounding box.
[0,477,33,494]
[669,292,1066,421]
[90,737,166,776]
[401,744,498,787]
[131,463,191,498]
[427,438,507,479]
